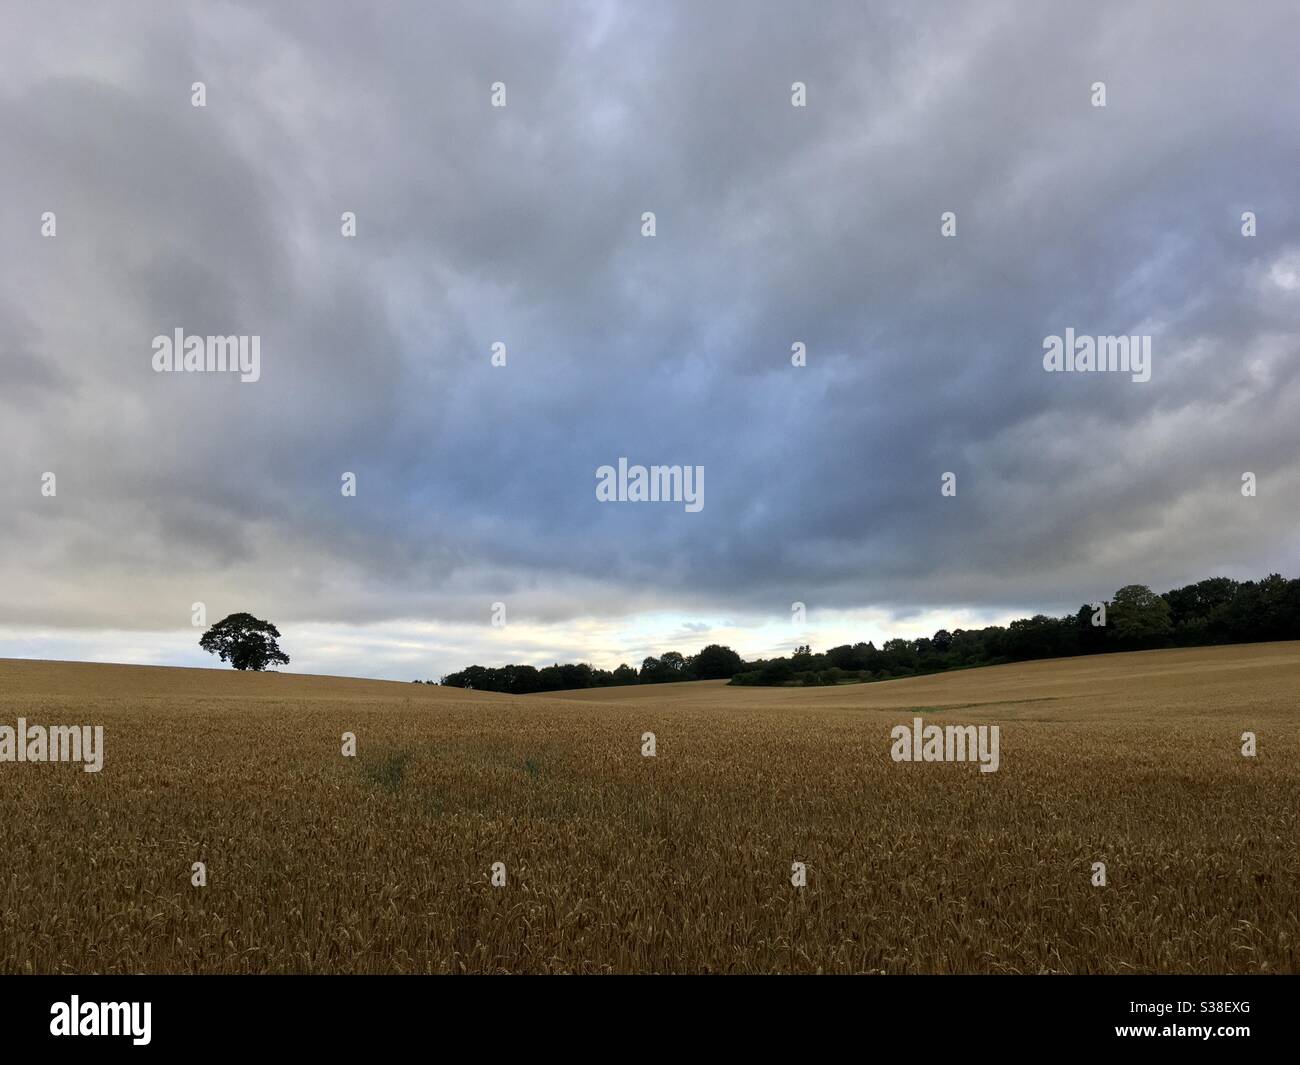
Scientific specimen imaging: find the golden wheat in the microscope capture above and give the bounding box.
[1,644,1296,973]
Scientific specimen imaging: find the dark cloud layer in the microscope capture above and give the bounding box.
[2,1,1298,673]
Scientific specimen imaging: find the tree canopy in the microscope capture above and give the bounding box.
[199,613,290,671]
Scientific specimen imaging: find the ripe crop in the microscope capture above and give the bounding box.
[1,644,1296,974]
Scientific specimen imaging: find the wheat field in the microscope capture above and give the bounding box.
[1,643,1297,974]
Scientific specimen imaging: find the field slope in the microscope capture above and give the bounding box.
[1,644,1297,974]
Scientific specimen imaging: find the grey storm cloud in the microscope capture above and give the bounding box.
[1,0,1299,649]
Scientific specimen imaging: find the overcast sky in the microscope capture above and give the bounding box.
[2,1,1298,679]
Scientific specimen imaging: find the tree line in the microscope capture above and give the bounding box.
[433,573,1300,692]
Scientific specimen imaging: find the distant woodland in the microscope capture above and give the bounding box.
[433,574,1300,691]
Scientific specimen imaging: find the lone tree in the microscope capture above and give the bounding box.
[199,613,290,671]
